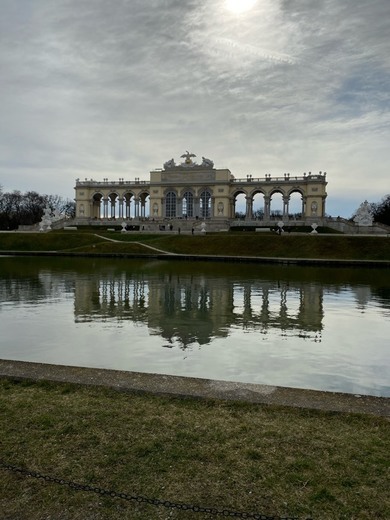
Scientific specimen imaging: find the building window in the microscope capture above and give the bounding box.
[165,191,176,217]
[200,190,211,218]
[182,191,194,217]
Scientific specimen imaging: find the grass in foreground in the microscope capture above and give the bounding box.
[0,379,389,519]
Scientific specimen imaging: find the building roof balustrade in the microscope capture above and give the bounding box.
[157,178,227,185]
[75,173,326,187]
[75,179,149,186]
[232,173,326,184]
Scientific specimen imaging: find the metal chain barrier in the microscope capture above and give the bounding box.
[1,460,312,520]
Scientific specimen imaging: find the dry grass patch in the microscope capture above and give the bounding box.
[1,379,389,519]
[145,235,390,260]
[1,232,390,261]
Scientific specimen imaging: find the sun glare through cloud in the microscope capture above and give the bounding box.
[225,0,257,14]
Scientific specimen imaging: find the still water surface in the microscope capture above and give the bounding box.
[0,256,389,397]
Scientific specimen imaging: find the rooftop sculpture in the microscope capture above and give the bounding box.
[163,151,214,170]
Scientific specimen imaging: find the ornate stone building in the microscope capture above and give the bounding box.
[74,151,328,228]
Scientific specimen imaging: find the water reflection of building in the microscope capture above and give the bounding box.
[3,257,390,350]
[73,272,325,347]
[353,286,372,310]
[233,282,323,333]
[3,262,390,348]
[0,269,74,303]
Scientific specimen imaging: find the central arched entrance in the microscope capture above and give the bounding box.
[199,190,212,218]
[165,191,177,218]
[181,190,194,218]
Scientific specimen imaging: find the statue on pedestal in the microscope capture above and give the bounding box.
[353,200,373,226]
[39,206,53,232]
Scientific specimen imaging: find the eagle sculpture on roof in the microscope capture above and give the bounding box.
[181,151,196,164]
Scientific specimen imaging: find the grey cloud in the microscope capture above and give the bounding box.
[0,0,389,212]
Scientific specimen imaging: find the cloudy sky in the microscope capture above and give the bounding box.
[1,0,389,217]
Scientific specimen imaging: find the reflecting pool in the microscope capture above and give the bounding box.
[0,256,389,397]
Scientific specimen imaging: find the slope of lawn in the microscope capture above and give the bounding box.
[1,231,390,261]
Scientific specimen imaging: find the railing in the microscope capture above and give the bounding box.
[232,173,326,183]
[231,216,307,224]
[75,179,149,186]
[75,173,326,187]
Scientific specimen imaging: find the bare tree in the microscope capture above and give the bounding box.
[0,189,75,229]
[20,191,46,225]
[372,195,390,226]
[0,191,23,229]
[46,194,75,218]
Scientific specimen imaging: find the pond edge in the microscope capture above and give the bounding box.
[1,359,388,416]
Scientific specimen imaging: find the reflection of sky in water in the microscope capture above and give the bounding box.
[0,258,389,397]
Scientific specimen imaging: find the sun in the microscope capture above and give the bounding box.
[225,0,257,14]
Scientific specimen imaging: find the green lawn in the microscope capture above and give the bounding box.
[1,231,390,261]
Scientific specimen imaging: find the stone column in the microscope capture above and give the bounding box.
[177,197,183,218]
[283,196,289,219]
[193,197,200,218]
[110,200,116,218]
[264,196,271,219]
[103,198,109,219]
[302,196,307,217]
[140,199,146,218]
[134,198,140,218]
[125,199,131,219]
[245,196,253,219]
[229,199,235,219]
[321,196,326,218]
[210,197,215,218]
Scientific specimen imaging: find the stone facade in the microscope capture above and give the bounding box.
[74,153,328,224]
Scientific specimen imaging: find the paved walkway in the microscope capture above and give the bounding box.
[94,234,175,254]
[1,359,388,416]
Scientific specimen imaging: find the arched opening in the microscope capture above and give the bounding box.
[165,191,177,218]
[288,191,303,220]
[269,191,284,220]
[233,191,246,219]
[182,191,194,218]
[139,192,150,218]
[252,192,265,220]
[199,190,211,218]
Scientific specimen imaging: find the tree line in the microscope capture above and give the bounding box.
[370,194,390,226]
[0,188,75,230]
